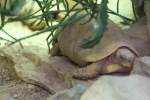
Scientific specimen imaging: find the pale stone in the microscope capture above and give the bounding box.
[81,75,150,100]
[132,56,150,76]
[48,84,87,100]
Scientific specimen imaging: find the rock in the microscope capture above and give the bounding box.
[49,56,94,88]
[49,56,77,87]
[125,17,149,41]
[132,56,150,76]
[14,55,68,94]
[144,0,150,38]
[81,75,150,100]
[1,45,71,94]
[124,17,150,56]
[48,84,87,100]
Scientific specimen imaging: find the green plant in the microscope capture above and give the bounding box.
[0,0,137,49]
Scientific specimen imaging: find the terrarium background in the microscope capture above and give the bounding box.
[0,0,134,50]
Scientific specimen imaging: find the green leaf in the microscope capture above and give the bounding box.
[81,0,109,48]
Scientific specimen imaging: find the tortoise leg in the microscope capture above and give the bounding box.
[73,61,105,80]
[100,64,131,74]
[73,63,132,80]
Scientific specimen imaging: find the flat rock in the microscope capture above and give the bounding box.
[81,75,150,100]
[132,56,150,77]
[47,84,87,100]
[1,45,71,94]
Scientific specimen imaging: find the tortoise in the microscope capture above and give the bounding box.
[51,16,139,80]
